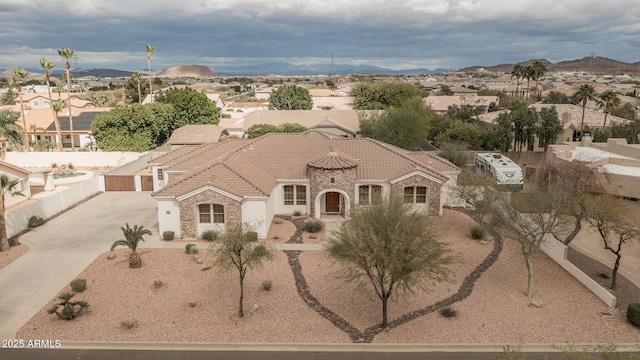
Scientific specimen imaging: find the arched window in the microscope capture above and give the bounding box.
[198,204,224,224]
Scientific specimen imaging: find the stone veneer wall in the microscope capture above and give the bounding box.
[178,189,241,238]
[308,167,356,217]
[390,175,442,215]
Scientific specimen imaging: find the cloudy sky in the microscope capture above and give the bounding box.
[0,0,638,72]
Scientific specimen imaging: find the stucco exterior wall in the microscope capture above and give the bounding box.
[178,189,241,239]
[241,198,270,237]
[157,199,181,237]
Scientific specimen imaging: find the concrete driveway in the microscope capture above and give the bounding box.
[0,192,158,339]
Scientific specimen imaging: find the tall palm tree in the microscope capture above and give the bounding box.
[573,84,597,138]
[110,223,152,268]
[12,68,30,151]
[40,58,63,151]
[0,174,25,251]
[523,65,534,98]
[146,44,156,103]
[511,64,524,97]
[132,71,143,103]
[0,110,24,149]
[51,100,67,147]
[531,60,547,95]
[597,90,620,128]
[57,48,76,151]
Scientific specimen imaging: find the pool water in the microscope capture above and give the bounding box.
[52,172,86,179]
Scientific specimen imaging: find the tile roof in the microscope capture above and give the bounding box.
[530,104,630,128]
[242,110,367,132]
[167,125,228,145]
[152,130,457,199]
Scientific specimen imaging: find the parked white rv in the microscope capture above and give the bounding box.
[474,152,524,191]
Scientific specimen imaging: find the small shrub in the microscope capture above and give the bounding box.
[153,280,164,289]
[69,278,87,293]
[189,302,197,308]
[47,292,89,320]
[120,320,138,329]
[304,220,323,233]
[470,225,485,240]
[293,210,302,216]
[28,215,45,228]
[262,280,273,291]
[201,230,217,241]
[185,244,198,254]
[627,303,640,327]
[273,218,283,225]
[244,231,258,242]
[440,306,457,318]
[162,231,174,241]
[272,235,280,240]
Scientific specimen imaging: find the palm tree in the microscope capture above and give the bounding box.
[12,68,30,151]
[511,64,524,97]
[0,110,24,149]
[40,58,63,151]
[57,48,76,151]
[146,44,156,103]
[0,174,25,251]
[110,223,152,268]
[573,84,597,138]
[531,60,547,96]
[523,65,535,98]
[597,90,620,128]
[132,71,143,104]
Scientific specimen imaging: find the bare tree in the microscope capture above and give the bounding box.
[585,195,639,289]
[327,196,453,327]
[211,222,273,317]
[493,183,568,297]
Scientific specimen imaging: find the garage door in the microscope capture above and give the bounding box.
[104,175,136,191]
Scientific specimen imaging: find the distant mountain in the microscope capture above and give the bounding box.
[157,64,216,78]
[214,62,444,76]
[458,57,640,74]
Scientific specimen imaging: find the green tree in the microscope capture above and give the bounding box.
[327,196,453,327]
[542,91,573,104]
[125,72,149,104]
[11,68,30,151]
[0,88,16,105]
[268,85,312,110]
[437,85,452,96]
[40,58,63,151]
[91,103,174,151]
[487,112,514,153]
[350,82,424,110]
[572,84,597,137]
[359,97,434,150]
[536,106,563,151]
[523,65,534,98]
[0,174,25,251]
[57,48,76,150]
[531,60,547,95]
[435,121,482,150]
[146,44,156,102]
[246,124,278,139]
[110,223,152,269]
[212,222,274,317]
[597,90,620,128]
[157,87,220,127]
[510,101,537,154]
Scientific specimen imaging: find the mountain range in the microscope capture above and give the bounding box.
[2,56,639,78]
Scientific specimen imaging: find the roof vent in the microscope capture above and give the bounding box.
[493,154,501,159]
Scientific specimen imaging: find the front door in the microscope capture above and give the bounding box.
[325,192,340,213]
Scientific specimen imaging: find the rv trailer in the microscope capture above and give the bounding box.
[474,153,524,191]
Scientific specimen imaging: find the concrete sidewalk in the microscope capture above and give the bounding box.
[0,192,159,340]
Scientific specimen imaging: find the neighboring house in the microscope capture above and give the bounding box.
[242,110,372,138]
[165,124,229,150]
[17,93,95,109]
[205,93,226,109]
[424,95,498,114]
[49,108,111,149]
[547,136,640,200]
[0,161,31,208]
[254,87,275,100]
[150,130,459,239]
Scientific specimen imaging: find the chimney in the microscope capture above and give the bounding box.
[581,133,592,147]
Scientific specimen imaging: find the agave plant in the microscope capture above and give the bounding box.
[110,223,151,268]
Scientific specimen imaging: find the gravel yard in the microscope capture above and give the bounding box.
[16,211,640,343]
[0,244,28,271]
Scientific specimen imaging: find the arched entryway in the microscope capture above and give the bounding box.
[314,189,350,219]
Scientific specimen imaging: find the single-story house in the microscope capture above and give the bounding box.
[165,124,229,150]
[150,130,459,239]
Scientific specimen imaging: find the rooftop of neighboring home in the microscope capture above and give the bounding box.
[46,108,112,132]
[151,130,458,199]
[549,137,640,178]
[530,103,630,128]
[166,125,229,146]
[242,109,369,133]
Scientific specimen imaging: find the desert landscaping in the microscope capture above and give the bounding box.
[14,210,639,344]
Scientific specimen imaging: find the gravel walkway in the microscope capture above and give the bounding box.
[16,210,640,343]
